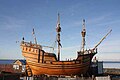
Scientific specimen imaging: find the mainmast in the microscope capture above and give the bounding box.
[56,13,62,61]
[81,19,86,53]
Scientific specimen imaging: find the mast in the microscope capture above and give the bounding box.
[56,13,62,61]
[32,28,37,44]
[81,19,86,53]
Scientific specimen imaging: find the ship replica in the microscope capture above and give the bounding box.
[20,14,112,76]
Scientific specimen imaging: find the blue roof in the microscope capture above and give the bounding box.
[17,60,26,65]
[0,60,16,64]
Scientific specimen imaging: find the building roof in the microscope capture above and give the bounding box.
[14,59,26,65]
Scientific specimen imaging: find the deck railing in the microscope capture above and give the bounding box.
[21,41,42,49]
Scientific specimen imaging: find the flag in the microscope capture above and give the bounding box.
[22,37,24,40]
[59,42,62,48]
[32,28,35,35]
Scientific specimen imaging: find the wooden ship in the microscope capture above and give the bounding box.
[20,14,112,76]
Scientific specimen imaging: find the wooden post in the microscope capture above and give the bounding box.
[38,49,40,63]
[42,50,44,63]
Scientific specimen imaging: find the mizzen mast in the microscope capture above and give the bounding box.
[56,13,62,61]
[81,19,86,53]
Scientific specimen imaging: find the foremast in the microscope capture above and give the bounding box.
[56,13,62,61]
[32,28,37,45]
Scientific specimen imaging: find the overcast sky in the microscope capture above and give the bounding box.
[0,0,120,61]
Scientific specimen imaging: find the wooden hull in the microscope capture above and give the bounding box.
[21,42,96,76]
[27,60,90,75]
